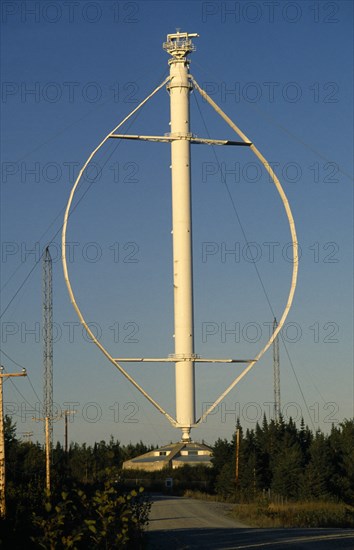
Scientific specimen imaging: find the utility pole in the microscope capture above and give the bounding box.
[273,318,281,421]
[0,366,27,518]
[33,415,51,495]
[64,412,69,453]
[33,409,76,494]
[63,409,76,453]
[235,427,240,485]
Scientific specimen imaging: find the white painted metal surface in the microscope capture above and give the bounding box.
[166,33,196,441]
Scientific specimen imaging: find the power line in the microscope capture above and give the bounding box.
[192,89,316,430]
[0,137,119,303]
[0,68,169,296]
[0,72,165,314]
[0,350,42,405]
[192,90,274,313]
[0,73,169,443]
[192,60,352,181]
[27,374,42,406]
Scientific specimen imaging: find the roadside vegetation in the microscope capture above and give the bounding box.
[0,416,151,548]
[229,500,354,528]
[185,416,354,528]
[184,492,354,528]
[1,415,353,543]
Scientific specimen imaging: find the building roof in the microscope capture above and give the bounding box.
[123,440,214,470]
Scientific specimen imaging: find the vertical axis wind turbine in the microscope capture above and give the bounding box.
[62,31,298,444]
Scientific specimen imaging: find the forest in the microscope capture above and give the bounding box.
[1,416,153,548]
[212,416,354,503]
[1,415,353,546]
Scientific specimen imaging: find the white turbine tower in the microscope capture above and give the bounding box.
[62,32,298,456]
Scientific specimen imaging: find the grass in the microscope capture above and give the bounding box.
[231,500,354,528]
[184,489,222,502]
[183,491,354,528]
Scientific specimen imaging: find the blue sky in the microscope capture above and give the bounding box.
[1,0,353,447]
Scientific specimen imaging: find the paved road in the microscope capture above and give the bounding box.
[146,494,354,549]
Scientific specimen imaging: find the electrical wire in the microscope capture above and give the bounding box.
[192,82,315,430]
[192,60,352,181]
[0,137,127,413]
[1,72,171,442]
[190,76,298,426]
[1,365,36,411]
[0,98,147,321]
[192,90,274,313]
[1,66,170,294]
[62,75,178,428]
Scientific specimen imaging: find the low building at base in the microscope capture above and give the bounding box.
[122,441,213,472]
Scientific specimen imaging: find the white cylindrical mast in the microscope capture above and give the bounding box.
[164,32,198,442]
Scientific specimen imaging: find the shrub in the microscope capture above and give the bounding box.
[31,481,151,549]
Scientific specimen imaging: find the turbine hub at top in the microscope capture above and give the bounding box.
[163,31,199,61]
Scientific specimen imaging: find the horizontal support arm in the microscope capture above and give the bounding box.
[110,134,173,142]
[0,372,27,378]
[113,357,255,363]
[192,138,252,146]
[109,134,251,146]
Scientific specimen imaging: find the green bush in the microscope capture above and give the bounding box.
[1,475,150,549]
[31,481,151,549]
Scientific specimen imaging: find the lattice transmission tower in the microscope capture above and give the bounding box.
[273,317,281,421]
[43,246,53,443]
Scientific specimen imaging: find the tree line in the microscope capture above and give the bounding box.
[213,416,354,504]
[1,415,353,546]
[4,415,154,486]
[4,415,354,504]
[1,416,153,548]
